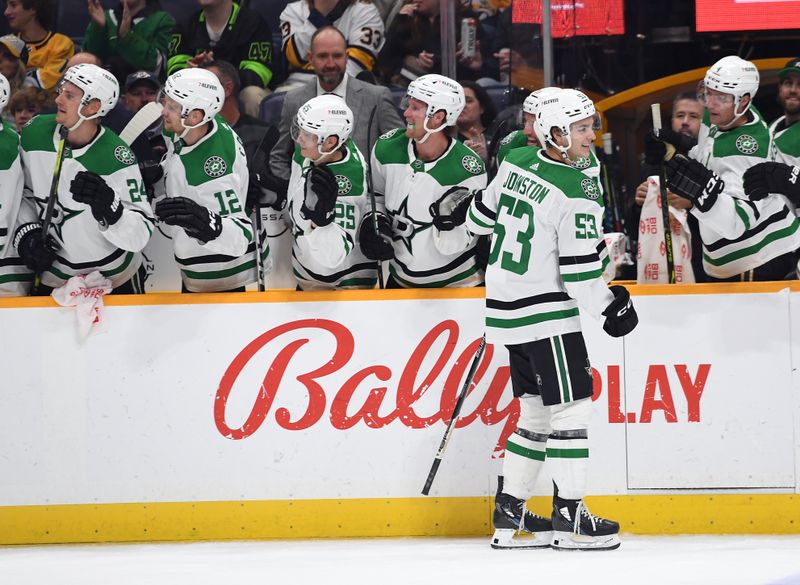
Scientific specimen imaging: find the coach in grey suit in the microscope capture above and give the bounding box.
[269,26,404,179]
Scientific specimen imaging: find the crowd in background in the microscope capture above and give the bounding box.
[0,0,798,295]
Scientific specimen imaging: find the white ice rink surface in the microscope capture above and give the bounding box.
[2,535,800,585]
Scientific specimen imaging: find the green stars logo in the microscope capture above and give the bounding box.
[581,178,600,200]
[114,145,136,165]
[203,156,227,177]
[335,174,352,195]
[461,155,482,175]
[735,134,758,155]
[380,128,400,140]
[573,156,590,169]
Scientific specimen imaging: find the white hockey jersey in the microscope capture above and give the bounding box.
[288,139,378,290]
[280,0,385,76]
[466,147,613,345]
[688,108,800,278]
[371,129,487,288]
[162,117,267,292]
[17,115,154,289]
[0,120,29,296]
[770,116,800,167]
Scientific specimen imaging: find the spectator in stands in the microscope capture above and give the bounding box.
[121,70,159,113]
[167,0,274,118]
[0,35,28,93]
[377,0,498,87]
[269,26,403,181]
[84,0,176,83]
[456,80,496,163]
[6,85,53,131]
[3,0,74,90]
[634,91,705,281]
[121,70,165,163]
[278,0,384,90]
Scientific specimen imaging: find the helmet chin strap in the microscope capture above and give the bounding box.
[416,116,445,144]
[67,104,100,132]
[719,97,750,130]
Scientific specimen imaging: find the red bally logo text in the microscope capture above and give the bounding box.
[215,319,711,454]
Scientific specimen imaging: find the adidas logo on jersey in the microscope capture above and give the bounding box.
[529,163,540,171]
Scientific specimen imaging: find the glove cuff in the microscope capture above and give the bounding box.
[13,222,43,250]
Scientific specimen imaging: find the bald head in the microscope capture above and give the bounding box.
[67,52,102,68]
[309,26,347,91]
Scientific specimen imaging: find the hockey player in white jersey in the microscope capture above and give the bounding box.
[287,94,378,290]
[742,58,800,240]
[434,88,638,550]
[156,68,265,293]
[0,73,29,296]
[14,63,154,294]
[657,55,800,280]
[363,74,486,288]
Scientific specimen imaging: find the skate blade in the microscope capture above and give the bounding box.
[490,528,553,549]
[550,531,620,551]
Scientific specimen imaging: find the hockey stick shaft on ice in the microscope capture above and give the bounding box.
[422,335,487,496]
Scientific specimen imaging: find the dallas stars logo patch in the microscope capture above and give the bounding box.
[462,155,482,175]
[581,178,600,200]
[204,156,227,177]
[114,145,136,165]
[335,174,352,195]
[735,134,758,155]
[380,128,400,140]
[500,132,516,145]
[573,156,591,169]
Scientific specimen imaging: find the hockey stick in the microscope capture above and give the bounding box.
[364,104,387,289]
[600,133,624,234]
[651,104,676,284]
[119,101,163,146]
[31,124,69,295]
[422,334,487,496]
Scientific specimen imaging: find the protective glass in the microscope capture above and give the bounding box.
[158,89,182,116]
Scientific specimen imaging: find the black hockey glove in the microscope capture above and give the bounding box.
[665,156,724,212]
[602,285,638,338]
[156,196,223,244]
[14,222,58,272]
[644,131,667,165]
[70,171,123,226]
[139,160,164,198]
[652,127,696,155]
[359,211,394,261]
[743,162,800,204]
[430,186,474,231]
[301,165,338,227]
[250,167,289,212]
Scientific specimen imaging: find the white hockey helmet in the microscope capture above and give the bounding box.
[522,86,560,116]
[292,94,353,154]
[0,73,9,111]
[61,63,119,129]
[701,55,759,125]
[534,88,598,161]
[405,74,464,142]
[163,68,224,137]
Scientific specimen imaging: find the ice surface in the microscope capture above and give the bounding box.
[1,535,799,585]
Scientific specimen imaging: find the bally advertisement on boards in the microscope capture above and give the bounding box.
[0,288,797,509]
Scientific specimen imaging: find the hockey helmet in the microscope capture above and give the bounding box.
[292,94,353,154]
[533,88,599,160]
[522,86,560,116]
[0,73,9,111]
[405,74,465,128]
[163,68,224,127]
[61,63,119,119]
[701,55,759,123]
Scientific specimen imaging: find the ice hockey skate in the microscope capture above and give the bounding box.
[491,491,553,549]
[550,496,620,551]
